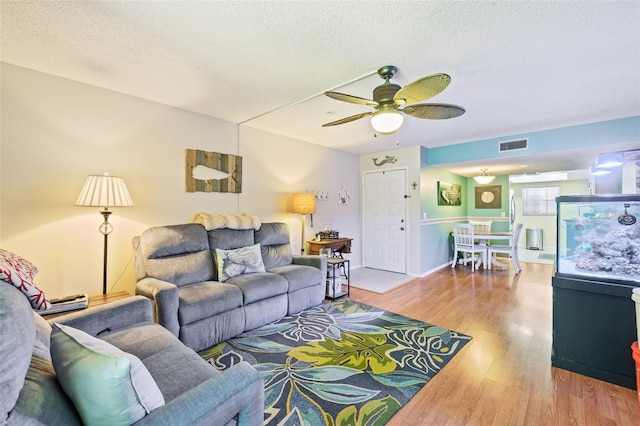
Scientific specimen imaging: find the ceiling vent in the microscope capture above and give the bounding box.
[498,138,528,153]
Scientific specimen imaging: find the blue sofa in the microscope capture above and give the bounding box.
[0,281,264,425]
[132,221,326,352]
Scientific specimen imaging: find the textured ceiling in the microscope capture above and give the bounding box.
[2,1,639,176]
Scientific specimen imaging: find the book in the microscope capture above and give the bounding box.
[38,294,88,316]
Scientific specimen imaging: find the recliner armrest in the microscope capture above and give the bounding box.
[292,255,325,269]
[136,277,180,337]
[135,361,264,426]
[48,296,153,337]
[292,255,327,278]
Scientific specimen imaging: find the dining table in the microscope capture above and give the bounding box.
[474,229,514,270]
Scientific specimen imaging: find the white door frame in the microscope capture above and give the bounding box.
[361,167,409,273]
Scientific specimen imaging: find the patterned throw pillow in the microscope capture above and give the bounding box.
[0,249,50,310]
[50,323,165,425]
[215,243,266,282]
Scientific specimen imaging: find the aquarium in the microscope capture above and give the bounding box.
[556,194,640,285]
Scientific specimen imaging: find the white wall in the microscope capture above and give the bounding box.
[0,63,360,298]
[239,125,361,262]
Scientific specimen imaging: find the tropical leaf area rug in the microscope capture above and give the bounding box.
[199,299,472,426]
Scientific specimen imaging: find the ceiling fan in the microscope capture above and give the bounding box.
[322,65,465,135]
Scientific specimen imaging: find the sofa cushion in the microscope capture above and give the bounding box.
[100,323,218,403]
[215,244,266,282]
[8,356,82,425]
[0,249,50,310]
[226,272,288,304]
[50,323,165,425]
[140,224,209,259]
[268,264,323,293]
[255,222,291,246]
[255,223,293,269]
[145,250,214,287]
[140,224,213,286]
[261,243,294,270]
[0,282,35,422]
[177,282,243,325]
[33,312,52,361]
[207,228,255,251]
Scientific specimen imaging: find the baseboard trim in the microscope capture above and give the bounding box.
[420,262,451,277]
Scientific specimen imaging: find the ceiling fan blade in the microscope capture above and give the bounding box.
[394,73,451,105]
[322,112,374,127]
[324,91,378,106]
[402,103,465,119]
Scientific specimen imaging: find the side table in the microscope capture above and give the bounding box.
[41,290,130,320]
[88,290,131,308]
[307,238,352,256]
[326,258,350,300]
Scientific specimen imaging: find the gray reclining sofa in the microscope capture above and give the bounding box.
[133,221,327,352]
[0,280,264,425]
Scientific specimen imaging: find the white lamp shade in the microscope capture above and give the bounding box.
[292,193,316,214]
[473,175,496,184]
[371,110,404,135]
[473,169,496,185]
[76,173,133,208]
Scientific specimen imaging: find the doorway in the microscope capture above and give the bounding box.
[363,168,407,273]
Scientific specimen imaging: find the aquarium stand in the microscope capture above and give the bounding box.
[551,274,637,389]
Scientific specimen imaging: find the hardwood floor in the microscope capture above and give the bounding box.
[347,261,639,425]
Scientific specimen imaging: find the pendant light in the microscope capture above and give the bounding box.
[473,169,495,185]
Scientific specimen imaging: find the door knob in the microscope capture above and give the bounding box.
[400,227,405,231]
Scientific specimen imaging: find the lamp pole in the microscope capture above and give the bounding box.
[99,209,114,295]
[301,214,306,255]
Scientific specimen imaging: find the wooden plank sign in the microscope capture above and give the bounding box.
[185,149,242,193]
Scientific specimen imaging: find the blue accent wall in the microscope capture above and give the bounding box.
[427,116,640,166]
[418,116,639,275]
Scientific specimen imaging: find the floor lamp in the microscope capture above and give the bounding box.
[76,173,133,295]
[292,193,316,255]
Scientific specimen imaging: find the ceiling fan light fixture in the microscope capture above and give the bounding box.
[371,109,404,135]
[473,169,496,184]
[322,65,464,132]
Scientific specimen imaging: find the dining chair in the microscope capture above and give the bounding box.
[451,223,487,271]
[487,223,524,273]
[469,220,493,232]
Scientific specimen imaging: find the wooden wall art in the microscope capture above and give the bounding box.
[185,149,242,193]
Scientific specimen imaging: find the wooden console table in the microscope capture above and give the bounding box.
[307,238,352,256]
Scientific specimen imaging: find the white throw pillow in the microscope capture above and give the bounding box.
[0,249,50,310]
[50,323,165,425]
[215,243,266,282]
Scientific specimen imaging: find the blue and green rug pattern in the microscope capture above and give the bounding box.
[199,299,471,425]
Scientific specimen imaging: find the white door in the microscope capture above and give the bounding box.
[363,169,407,273]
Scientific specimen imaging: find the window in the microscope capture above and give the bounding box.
[522,186,559,216]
